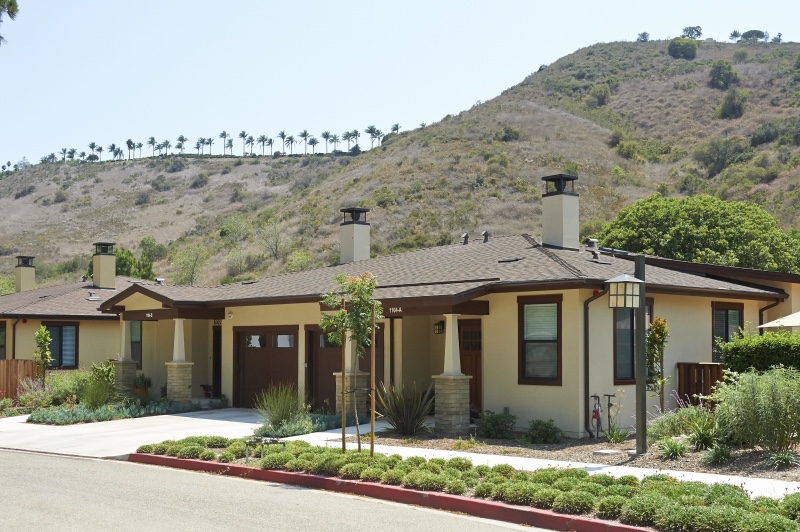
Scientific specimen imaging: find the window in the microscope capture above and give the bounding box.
[712,303,743,362]
[518,294,562,385]
[130,321,142,369]
[273,334,295,348]
[0,322,6,360]
[613,301,652,384]
[44,323,78,368]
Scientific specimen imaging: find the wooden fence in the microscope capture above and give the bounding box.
[676,362,724,406]
[0,360,38,401]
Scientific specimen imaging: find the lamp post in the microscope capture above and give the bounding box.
[606,255,647,454]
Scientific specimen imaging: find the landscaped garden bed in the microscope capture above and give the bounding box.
[133,437,800,531]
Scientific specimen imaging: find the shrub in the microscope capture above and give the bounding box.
[476,410,517,438]
[491,463,515,477]
[648,402,714,445]
[703,445,733,466]
[720,331,800,372]
[446,457,473,471]
[654,504,748,532]
[218,451,235,463]
[709,60,740,90]
[259,451,294,470]
[136,444,154,453]
[595,495,627,520]
[525,419,562,444]
[401,470,445,492]
[620,495,669,527]
[224,440,247,459]
[657,438,688,460]
[738,512,799,532]
[752,122,781,147]
[375,382,434,436]
[496,126,523,142]
[495,482,540,505]
[338,462,367,480]
[473,481,498,499]
[552,490,594,515]
[716,88,749,119]
[360,467,384,482]
[587,83,611,108]
[444,479,467,495]
[704,483,750,507]
[78,377,117,409]
[199,449,216,461]
[783,492,800,520]
[668,38,698,60]
[190,173,208,188]
[687,411,719,451]
[530,488,561,510]
[766,451,800,471]
[712,367,800,452]
[175,444,205,459]
[381,468,406,485]
[253,383,306,431]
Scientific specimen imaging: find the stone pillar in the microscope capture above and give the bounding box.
[334,371,369,416]
[432,374,472,435]
[441,314,462,375]
[166,362,194,403]
[113,360,137,394]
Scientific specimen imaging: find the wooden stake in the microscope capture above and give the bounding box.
[370,309,376,456]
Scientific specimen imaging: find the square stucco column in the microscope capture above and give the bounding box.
[432,374,472,435]
[166,362,194,403]
[113,360,137,394]
[333,371,369,416]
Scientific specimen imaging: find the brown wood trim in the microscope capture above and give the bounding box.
[122,308,224,321]
[3,314,118,321]
[382,300,490,318]
[636,256,800,284]
[517,294,563,386]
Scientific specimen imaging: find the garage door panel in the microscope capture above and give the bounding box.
[235,329,298,408]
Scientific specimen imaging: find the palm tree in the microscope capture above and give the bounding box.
[107,143,117,158]
[351,129,361,148]
[257,134,268,155]
[67,148,76,161]
[136,142,143,158]
[321,131,331,153]
[246,135,255,155]
[175,141,184,152]
[308,137,319,154]
[219,131,228,154]
[374,129,384,146]
[330,134,340,152]
[195,141,201,154]
[147,137,156,156]
[114,147,124,160]
[205,137,214,155]
[96,145,104,161]
[88,142,97,157]
[196,137,204,155]
[298,129,310,154]
[238,130,248,156]
[78,151,86,162]
[176,135,187,154]
[266,137,274,156]
[126,139,135,159]
[284,135,296,155]
[60,148,67,162]
[391,123,400,134]
[162,139,171,155]
[276,131,286,154]
[342,131,352,150]
[225,138,233,154]
[365,125,377,148]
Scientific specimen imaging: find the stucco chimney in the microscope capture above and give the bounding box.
[339,208,370,263]
[15,256,35,293]
[93,242,116,289]
[541,174,580,250]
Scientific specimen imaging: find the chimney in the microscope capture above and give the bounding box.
[93,242,116,289]
[15,256,35,293]
[339,208,370,263]
[541,174,580,250]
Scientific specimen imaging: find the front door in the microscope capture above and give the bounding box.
[233,327,298,408]
[459,320,482,412]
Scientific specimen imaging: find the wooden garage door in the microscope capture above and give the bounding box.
[234,327,298,408]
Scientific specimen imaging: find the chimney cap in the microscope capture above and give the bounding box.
[93,242,116,254]
[542,174,578,196]
[16,255,35,267]
[340,207,370,225]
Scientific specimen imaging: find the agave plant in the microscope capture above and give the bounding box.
[376,382,434,436]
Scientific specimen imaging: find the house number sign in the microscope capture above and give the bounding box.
[389,307,402,314]
[145,312,153,318]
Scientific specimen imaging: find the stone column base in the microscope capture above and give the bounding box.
[113,360,138,395]
[432,374,472,435]
[333,371,369,416]
[166,362,194,403]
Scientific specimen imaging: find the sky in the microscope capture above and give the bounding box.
[1,1,798,165]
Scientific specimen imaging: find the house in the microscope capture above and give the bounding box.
[0,245,138,371]
[93,174,800,437]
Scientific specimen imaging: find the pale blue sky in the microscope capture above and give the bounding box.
[1,1,797,164]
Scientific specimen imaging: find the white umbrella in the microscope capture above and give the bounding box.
[759,311,800,328]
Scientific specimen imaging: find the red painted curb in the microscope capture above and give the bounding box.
[129,453,651,532]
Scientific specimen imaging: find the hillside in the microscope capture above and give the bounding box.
[2,38,800,286]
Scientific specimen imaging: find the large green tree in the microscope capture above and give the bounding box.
[596,195,800,272]
[0,0,18,47]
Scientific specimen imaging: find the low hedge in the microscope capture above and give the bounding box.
[720,331,800,372]
[135,437,800,530]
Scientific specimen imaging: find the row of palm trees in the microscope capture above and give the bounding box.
[39,124,401,164]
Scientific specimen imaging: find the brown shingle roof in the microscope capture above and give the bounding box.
[0,277,139,318]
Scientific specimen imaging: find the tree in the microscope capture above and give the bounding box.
[126,139,134,159]
[0,0,18,48]
[205,137,213,155]
[772,33,782,44]
[257,134,267,155]
[140,236,168,262]
[194,141,201,155]
[716,88,748,119]
[107,143,117,159]
[256,219,284,259]
[330,133,340,151]
[351,129,361,147]
[636,32,650,42]
[596,195,800,272]
[265,137,273,156]
[668,37,697,59]
[284,135,295,154]
[67,148,76,161]
[114,147,124,160]
[225,138,233,154]
[741,30,766,42]
[162,139,171,155]
[308,137,319,154]
[136,142,143,158]
[709,60,739,90]
[646,318,669,413]
[196,137,205,155]
[681,26,702,39]
[320,272,383,452]
[320,131,331,153]
[246,135,255,155]
[729,30,741,42]
[365,125,378,148]
[342,131,353,150]
[238,130,248,156]
[176,135,187,154]
[298,129,310,154]
[60,148,67,162]
[172,244,210,285]
[276,130,286,154]
[219,131,228,154]
[88,142,97,158]
[391,123,400,134]
[147,137,156,156]
[78,151,86,162]
[33,325,52,385]
[587,83,611,107]
[96,145,103,161]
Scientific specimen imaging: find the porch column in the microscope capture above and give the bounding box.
[166,318,193,403]
[113,319,136,394]
[433,314,471,435]
[335,336,368,416]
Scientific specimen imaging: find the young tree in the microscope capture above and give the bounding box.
[716,87,748,119]
[172,245,210,285]
[33,325,52,385]
[320,272,383,452]
[709,60,739,90]
[646,318,669,413]
[729,30,741,42]
[636,32,649,42]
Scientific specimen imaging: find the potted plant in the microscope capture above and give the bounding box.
[132,373,152,399]
[200,384,213,398]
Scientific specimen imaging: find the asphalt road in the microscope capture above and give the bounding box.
[0,450,546,532]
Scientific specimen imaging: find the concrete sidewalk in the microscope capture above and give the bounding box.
[2,409,800,499]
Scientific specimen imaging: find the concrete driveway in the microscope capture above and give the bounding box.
[0,408,261,458]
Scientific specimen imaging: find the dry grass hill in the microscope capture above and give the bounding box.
[2,38,800,287]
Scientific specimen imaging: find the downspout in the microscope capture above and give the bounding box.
[759,299,782,336]
[389,318,396,386]
[11,318,20,359]
[584,289,608,438]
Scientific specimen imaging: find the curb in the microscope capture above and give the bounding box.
[129,453,651,531]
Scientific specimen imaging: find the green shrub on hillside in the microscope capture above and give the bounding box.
[716,88,749,119]
[709,60,740,90]
[667,38,698,60]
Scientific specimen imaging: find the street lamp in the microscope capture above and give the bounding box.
[606,255,647,454]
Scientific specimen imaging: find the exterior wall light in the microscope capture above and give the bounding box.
[606,274,643,308]
[433,321,445,334]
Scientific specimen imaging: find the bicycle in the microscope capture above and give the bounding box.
[590,394,602,437]
[603,393,616,435]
